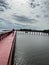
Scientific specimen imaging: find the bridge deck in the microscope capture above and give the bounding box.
[0,32,16,65]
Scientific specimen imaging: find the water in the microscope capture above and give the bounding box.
[13,31,49,65]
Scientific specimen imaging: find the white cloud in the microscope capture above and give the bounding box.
[0,0,49,30]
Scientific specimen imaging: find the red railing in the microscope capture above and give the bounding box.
[0,30,13,41]
[0,30,16,65]
[7,31,16,65]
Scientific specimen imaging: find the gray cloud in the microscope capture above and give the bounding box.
[13,15,38,24]
[44,14,49,18]
[36,15,41,18]
[28,0,40,8]
[0,18,14,29]
[0,18,25,29]
[0,0,9,11]
[0,7,4,11]
[0,0,49,30]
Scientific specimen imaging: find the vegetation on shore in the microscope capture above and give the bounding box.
[19,29,49,33]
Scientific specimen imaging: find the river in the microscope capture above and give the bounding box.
[13,31,49,65]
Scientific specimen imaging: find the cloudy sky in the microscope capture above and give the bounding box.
[0,0,49,30]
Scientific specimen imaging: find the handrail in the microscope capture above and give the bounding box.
[0,31,16,65]
[0,30,13,41]
[7,31,16,65]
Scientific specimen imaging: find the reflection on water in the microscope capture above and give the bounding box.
[13,31,49,65]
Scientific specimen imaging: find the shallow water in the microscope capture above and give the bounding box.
[13,31,49,65]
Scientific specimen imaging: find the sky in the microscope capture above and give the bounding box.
[0,0,49,30]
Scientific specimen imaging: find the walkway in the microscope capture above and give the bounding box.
[0,31,16,65]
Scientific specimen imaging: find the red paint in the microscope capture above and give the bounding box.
[0,31,16,65]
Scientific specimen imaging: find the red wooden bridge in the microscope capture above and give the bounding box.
[0,30,16,65]
[0,30,49,65]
